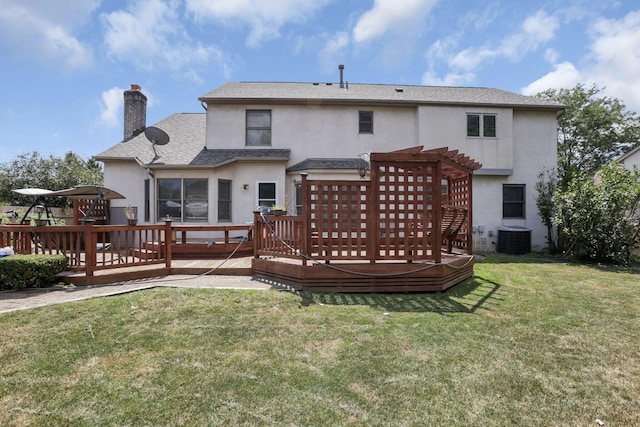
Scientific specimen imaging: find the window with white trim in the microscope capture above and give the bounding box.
[258,182,276,209]
[467,113,496,138]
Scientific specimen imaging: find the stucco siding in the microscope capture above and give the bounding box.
[206,104,418,162]
[418,105,514,170]
[105,161,147,217]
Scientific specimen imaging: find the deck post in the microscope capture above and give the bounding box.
[368,162,377,264]
[163,218,172,268]
[84,221,96,278]
[253,211,261,259]
[433,162,443,264]
[300,173,309,266]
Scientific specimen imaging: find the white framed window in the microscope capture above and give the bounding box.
[467,113,496,138]
[257,182,277,209]
[157,178,208,222]
[246,110,271,146]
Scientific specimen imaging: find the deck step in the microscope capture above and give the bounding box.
[133,248,160,260]
[143,242,163,251]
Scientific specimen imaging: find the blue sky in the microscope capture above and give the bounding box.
[0,0,639,164]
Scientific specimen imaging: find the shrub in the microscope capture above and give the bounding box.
[0,254,68,290]
[554,164,640,265]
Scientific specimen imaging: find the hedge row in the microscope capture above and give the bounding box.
[0,254,69,291]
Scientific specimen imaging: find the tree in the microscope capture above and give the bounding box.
[553,164,640,264]
[536,84,640,186]
[0,151,103,208]
[534,84,640,262]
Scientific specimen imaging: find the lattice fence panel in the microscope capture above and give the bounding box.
[375,163,438,261]
[307,180,370,260]
[448,175,471,251]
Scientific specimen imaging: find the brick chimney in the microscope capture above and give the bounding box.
[123,84,147,141]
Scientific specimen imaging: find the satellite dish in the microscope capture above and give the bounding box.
[144,126,170,162]
[144,126,170,146]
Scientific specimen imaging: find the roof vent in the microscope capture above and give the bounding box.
[313,82,319,85]
[339,64,345,88]
[395,87,404,93]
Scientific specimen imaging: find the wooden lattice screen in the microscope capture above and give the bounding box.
[372,162,440,262]
[447,175,472,252]
[305,180,370,261]
[295,146,480,265]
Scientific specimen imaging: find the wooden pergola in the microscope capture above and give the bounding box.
[253,146,482,292]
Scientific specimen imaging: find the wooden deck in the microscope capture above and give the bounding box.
[4,146,481,292]
[58,252,473,292]
[252,252,474,293]
[59,256,253,285]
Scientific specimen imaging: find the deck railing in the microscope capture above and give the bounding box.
[253,175,473,265]
[0,221,256,277]
[253,214,302,260]
[0,222,171,277]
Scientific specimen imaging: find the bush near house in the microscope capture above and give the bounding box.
[537,163,640,265]
[0,254,68,290]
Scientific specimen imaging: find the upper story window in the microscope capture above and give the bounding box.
[503,184,525,218]
[467,113,496,138]
[246,110,271,146]
[359,111,373,134]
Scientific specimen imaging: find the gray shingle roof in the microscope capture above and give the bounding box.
[94,113,205,165]
[287,158,367,172]
[94,113,290,166]
[191,149,290,166]
[199,82,564,110]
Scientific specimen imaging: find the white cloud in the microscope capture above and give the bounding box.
[428,9,559,83]
[352,0,438,44]
[513,9,558,54]
[521,62,581,95]
[587,11,640,110]
[544,48,559,64]
[102,0,225,81]
[521,10,640,112]
[449,47,496,71]
[100,87,125,128]
[422,71,475,86]
[0,0,97,69]
[318,31,350,72]
[185,0,332,48]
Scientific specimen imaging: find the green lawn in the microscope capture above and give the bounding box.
[1,254,639,426]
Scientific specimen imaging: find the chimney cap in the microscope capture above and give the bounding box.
[130,84,141,91]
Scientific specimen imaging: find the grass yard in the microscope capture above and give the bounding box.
[1,253,639,426]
